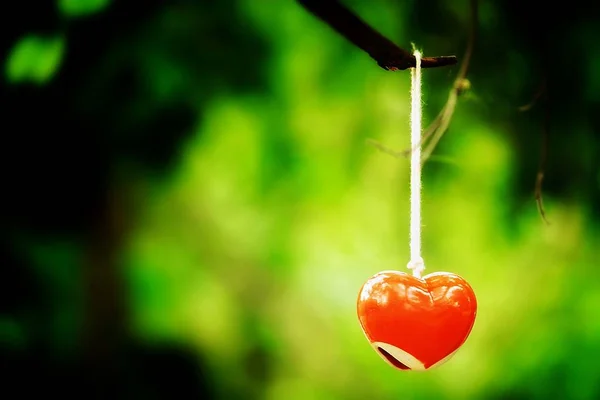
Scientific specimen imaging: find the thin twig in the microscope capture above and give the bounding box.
[518,80,546,112]
[366,138,404,158]
[535,83,550,224]
[519,76,550,224]
[538,111,550,223]
[365,0,477,162]
[535,171,549,224]
[420,0,477,163]
[296,0,458,70]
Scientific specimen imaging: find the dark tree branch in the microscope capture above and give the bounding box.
[296,0,457,70]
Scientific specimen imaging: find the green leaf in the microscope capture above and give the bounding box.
[5,35,65,85]
[58,0,111,18]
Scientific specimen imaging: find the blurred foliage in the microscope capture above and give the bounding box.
[1,0,599,399]
[5,34,65,84]
[58,0,112,18]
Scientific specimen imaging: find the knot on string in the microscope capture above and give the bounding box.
[407,257,425,279]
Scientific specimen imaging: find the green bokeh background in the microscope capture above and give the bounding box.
[1,0,599,399]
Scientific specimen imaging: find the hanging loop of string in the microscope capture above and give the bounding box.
[407,49,425,279]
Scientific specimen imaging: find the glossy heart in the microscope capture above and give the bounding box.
[357,270,477,371]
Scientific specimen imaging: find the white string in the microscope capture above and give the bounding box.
[407,49,425,279]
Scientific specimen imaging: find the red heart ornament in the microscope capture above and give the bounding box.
[357,270,477,371]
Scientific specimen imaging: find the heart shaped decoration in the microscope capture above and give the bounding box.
[357,270,477,371]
